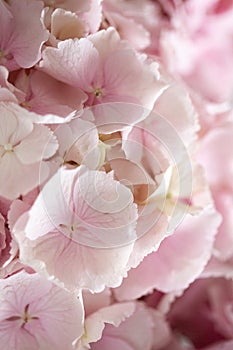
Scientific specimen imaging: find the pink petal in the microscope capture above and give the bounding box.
[0,153,50,200]
[154,83,199,147]
[15,124,58,164]
[40,38,100,90]
[114,208,221,300]
[0,103,33,145]
[90,303,170,350]
[82,288,112,316]
[16,228,134,292]
[55,117,100,169]
[25,166,138,247]
[80,0,102,34]
[1,0,49,70]
[51,9,86,41]
[15,166,138,291]
[82,302,135,346]
[0,66,18,103]
[198,123,233,189]
[16,70,87,117]
[90,103,148,134]
[0,271,84,350]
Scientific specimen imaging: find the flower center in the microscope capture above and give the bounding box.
[93,87,103,98]
[4,143,13,152]
[59,223,76,239]
[4,304,39,327]
[20,101,32,110]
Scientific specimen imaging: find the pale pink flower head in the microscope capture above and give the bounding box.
[14,165,138,292]
[160,0,233,103]
[0,103,58,200]
[0,270,84,350]
[0,0,49,71]
[40,27,165,109]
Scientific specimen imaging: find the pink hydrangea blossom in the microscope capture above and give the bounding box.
[0,103,58,199]
[160,0,233,103]
[40,27,165,109]
[14,165,138,292]
[0,0,231,348]
[0,0,49,71]
[0,270,84,350]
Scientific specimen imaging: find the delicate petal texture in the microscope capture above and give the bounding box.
[0,0,49,71]
[0,66,19,102]
[114,208,221,300]
[51,9,86,41]
[0,103,58,199]
[89,302,170,350]
[40,38,100,89]
[14,166,138,292]
[54,116,101,169]
[14,70,87,117]
[0,271,84,350]
[82,288,112,316]
[40,28,165,109]
[80,302,135,347]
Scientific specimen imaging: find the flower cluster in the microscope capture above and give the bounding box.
[0,0,232,349]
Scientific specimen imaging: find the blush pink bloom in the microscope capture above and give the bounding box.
[0,103,58,200]
[79,301,170,350]
[14,70,87,117]
[160,0,233,103]
[14,165,138,292]
[40,27,165,109]
[114,207,221,300]
[0,0,49,71]
[0,270,84,350]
